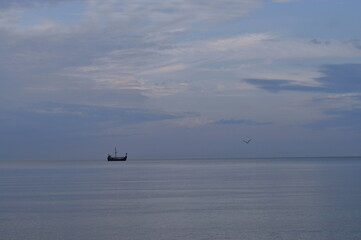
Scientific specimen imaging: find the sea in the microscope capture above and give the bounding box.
[1,157,361,240]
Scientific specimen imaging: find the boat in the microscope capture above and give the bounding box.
[107,148,127,161]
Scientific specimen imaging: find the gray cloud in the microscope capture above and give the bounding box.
[244,63,361,131]
[317,64,361,93]
[244,79,322,93]
[310,38,330,45]
[245,63,361,94]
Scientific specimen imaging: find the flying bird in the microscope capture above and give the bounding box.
[243,139,252,144]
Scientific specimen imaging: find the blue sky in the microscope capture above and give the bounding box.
[1,0,361,160]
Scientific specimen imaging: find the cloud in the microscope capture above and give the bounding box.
[316,64,361,93]
[305,108,361,130]
[245,64,361,94]
[1,0,361,159]
[218,38,360,60]
[1,4,361,117]
[206,33,274,51]
[1,103,181,136]
[183,35,358,68]
[173,117,211,128]
[63,34,361,98]
[345,39,361,50]
[214,119,271,125]
[243,63,361,129]
[85,0,262,21]
[1,0,359,101]
[0,0,77,9]
[273,0,297,2]
[244,79,321,93]
[323,93,361,99]
[141,64,187,75]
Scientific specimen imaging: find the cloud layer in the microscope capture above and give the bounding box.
[1,0,361,159]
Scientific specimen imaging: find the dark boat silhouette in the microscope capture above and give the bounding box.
[107,148,127,161]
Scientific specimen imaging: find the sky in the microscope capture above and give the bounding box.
[1,0,361,160]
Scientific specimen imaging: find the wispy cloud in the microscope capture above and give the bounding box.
[2,0,360,100]
[141,64,187,75]
[214,119,271,125]
[206,33,274,51]
[273,0,298,3]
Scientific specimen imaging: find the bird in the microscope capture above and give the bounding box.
[243,139,252,144]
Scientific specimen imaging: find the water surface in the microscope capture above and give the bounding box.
[1,158,361,240]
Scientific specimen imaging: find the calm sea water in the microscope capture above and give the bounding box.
[1,157,361,240]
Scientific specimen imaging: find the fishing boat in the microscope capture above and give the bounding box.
[107,148,127,161]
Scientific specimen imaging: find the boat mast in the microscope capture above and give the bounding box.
[115,147,117,157]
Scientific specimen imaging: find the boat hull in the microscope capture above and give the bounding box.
[107,156,127,161]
